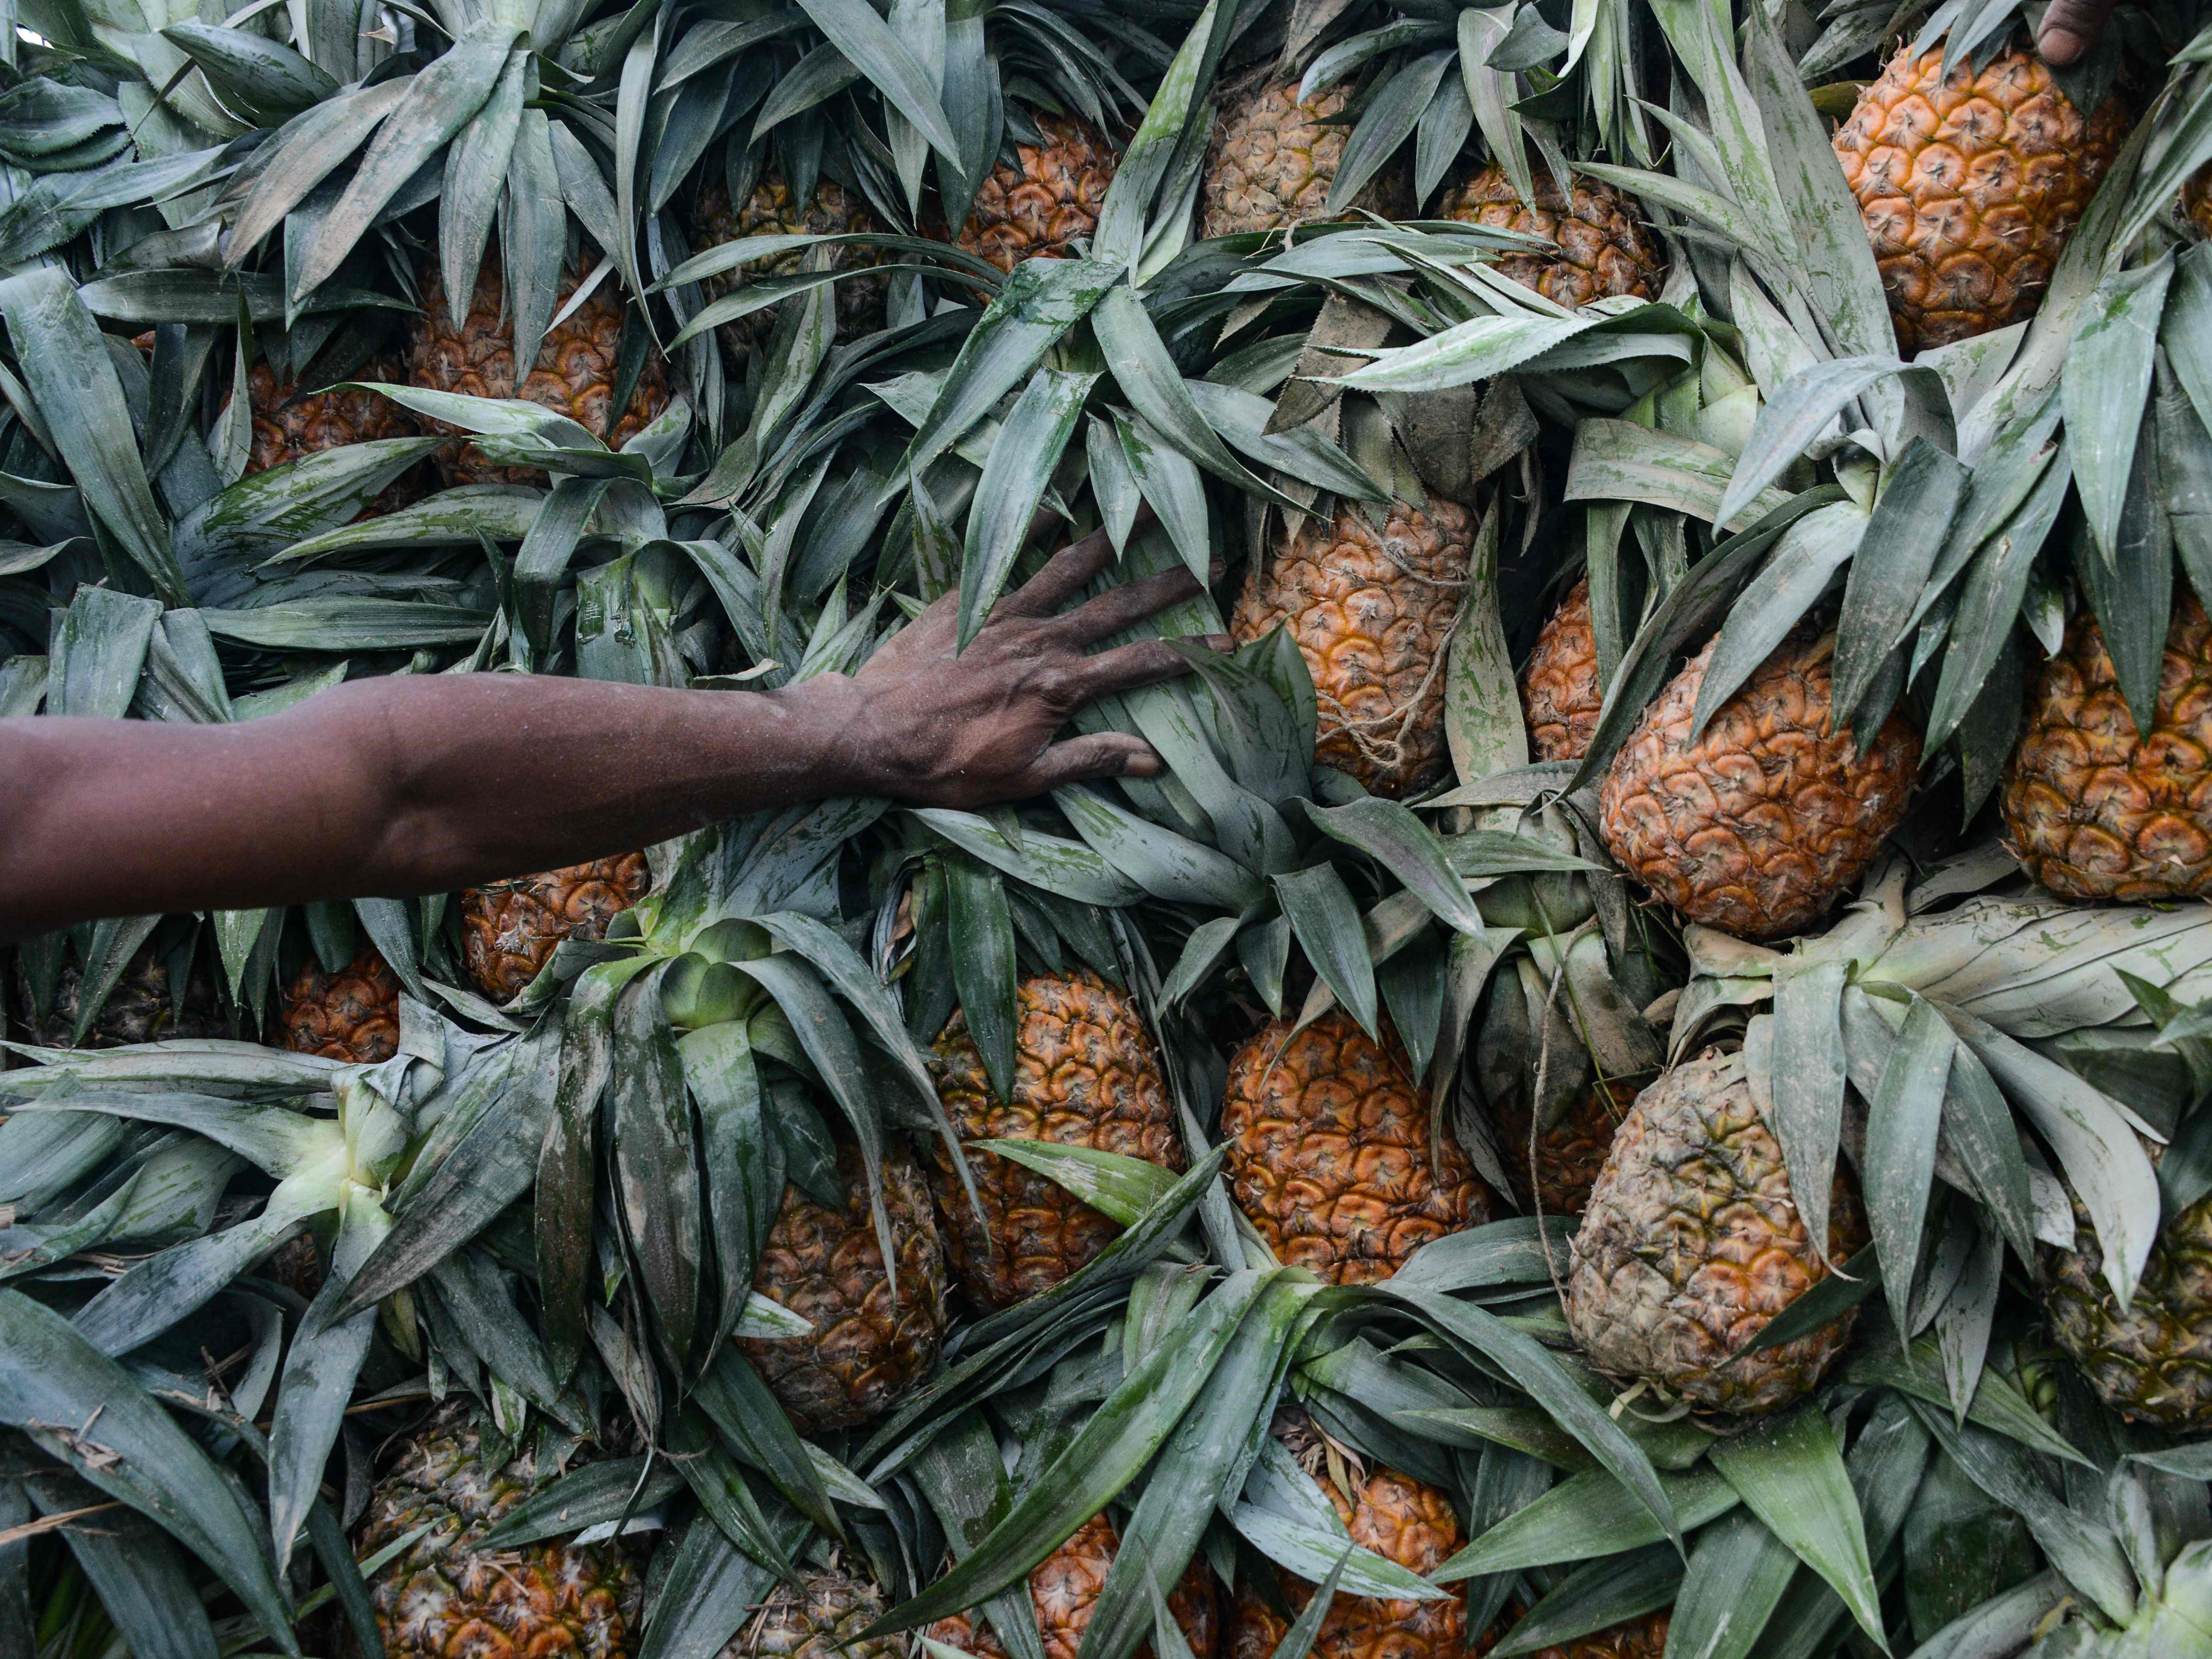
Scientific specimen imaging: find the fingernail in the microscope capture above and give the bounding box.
[1205,633,1236,654]
[1124,752,1163,777]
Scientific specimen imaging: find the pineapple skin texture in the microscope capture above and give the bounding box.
[1232,498,1472,798]
[408,258,671,487]
[1833,44,2126,352]
[1229,1460,1466,1659]
[1521,576,1604,764]
[739,1142,946,1432]
[247,357,426,518]
[281,948,401,1064]
[693,172,887,353]
[958,115,1117,273]
[926,1512,1219,1659]
[1564,1049,1868,1415]
[1438,169,1666,310]
[460,855,651,1003]
[2002,592,2212,901]
[1598,630,1919,942]
[351,1407,642,1659]
[744,1571,908,1659]
[2046,1181,2212,1429]
[1491,1074,1639,1218]
[1200,80,1409,239]
[1222,1012,1494,1285]
[927,971,1184,1309]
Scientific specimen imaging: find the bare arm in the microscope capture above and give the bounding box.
[0,520,1214,941]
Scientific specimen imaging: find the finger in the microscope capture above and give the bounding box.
[1015,733,1165,792]
[999,502,1163,619]
[1068,637,1211,701]
[1055,565,1207,644]
[2036,0,2114,63]
[998,522,1119,617]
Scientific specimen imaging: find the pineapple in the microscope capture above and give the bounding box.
[2001,591,2212,901]
[2044,1170,2212,1429]
[737,1142,946,1432]
[279,947,401,1064]
[1563,1048,1868,1415]
[926,970,1185,1309]
[1438,169,1666,309]
[459,855,651,1004]
[1200,78,1409,240]
[246,355,426,517]
[1833,38,2128,353]
[10,940,224,1047]
[408,257,671,488]
[1520,576,1604,763]
[1231,497,1472,798]
[1228,1410,1465,1659]
[956,115,1119,273]
[349,1405,642,1659]
[1490,1075,1639,1218]
[2186,164,2212,240]
[1222,1012,1494,1285]
[1598,628,1920,941]
[745,1570,909,1659]
[692,171,888,354]
[924,1512,1219,1659]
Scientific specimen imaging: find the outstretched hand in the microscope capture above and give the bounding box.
[2036,0,2117,66]
[814,511,1228,809]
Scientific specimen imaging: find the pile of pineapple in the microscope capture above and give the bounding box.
[15,1,2212,1656]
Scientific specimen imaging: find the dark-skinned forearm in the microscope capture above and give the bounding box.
[0,674,877,941]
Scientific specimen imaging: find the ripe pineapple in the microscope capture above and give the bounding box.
[246,355,427,517]
[1520,576,1604,763]
[2044,1170,2212,1429]
[1833,39,2128,352]
[926,970,1185,1309]
[408,257,671,487]
[1490,1074,1639,1218]
[279,948,401,1064]
[956,114,1118,273]
[350,1405,642,1659]
[459,855,651,1003]
[2186,164,2212,240]
[746,1570,908,1659]
[692,171,888,354]
[1232,497,1472,798]
[924,1512,1218,1659]
[1222,1011,1495,1285]
[737,1142,946,1432]
[1598,629,1920,941]
[1229,1410,1465,1659]
[1200,78,1410,240]
[1564,1048,1869,1415]
[10,941,225,1047]
[2001,592,2212,901]
[1438,169,1666,309]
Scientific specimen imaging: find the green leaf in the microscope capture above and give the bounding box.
[223,77,413,261]
[1687,501,1868,740]
[1660,1509,1799,1659]
[1092,0,1231,275]
[1054,784,1266,910]
[1830,439,1969,730]
[1436,1466,1735,1579]
[1708,1408,1885,1648]
[901,258,1116,485]
[1863,995,1952,1336]
[1766,963,1849,1266]
[1304,798,1483,936]
[438,48,526,333]
[1114,409,1210,582]
[1230,1503,1450,1599]
[693,1347,840,1537]
[794,0,959,161]
[2063,253,2174,569]
[947,855,1019,1106]
[966,1139,1180,1227]
[960,367,1097,647]
[0,267,182,602]
[292,25,520,303]
[1486,1545,1680,1659]
[862,1270,1277,1635]
[1717,356,1953,529]
[1273,864,1379,1037]
[1337,312,1590,396]
[911,807,1142,906]
[0,1290,300,1655]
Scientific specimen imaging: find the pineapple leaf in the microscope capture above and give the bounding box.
[1274,863,1378,1038]
[0,1290,302,1655]
[1092,0,1234,277]
[2064,254,2175,573]
[946,853,1020,1105]
[910,806,1143,906]
[223,77,414,265]
[634,1501,806,1659]
[22,1469,221,1659]
[694,1346,841,1539]
[1435,1465,1737,1580]
[1112,409,1209,581]
[1709,1408,1886,1651]
[1489,1545,1681,1659]
[1230,1501,1452,1600]
[1686,499,1868,743]
[1663,1510,1798,1659]
[1830,439,1969,733]
[793,0,960,163]
[959,366,1097,648]
[1716,356,1951,530]
[1054,783,1266,909]
[1863,995,1953,1339]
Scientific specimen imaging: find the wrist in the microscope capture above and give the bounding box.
[758,674,888,802]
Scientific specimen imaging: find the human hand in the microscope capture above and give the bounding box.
[2037,0,2117,65]
[801,512,1227,809]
